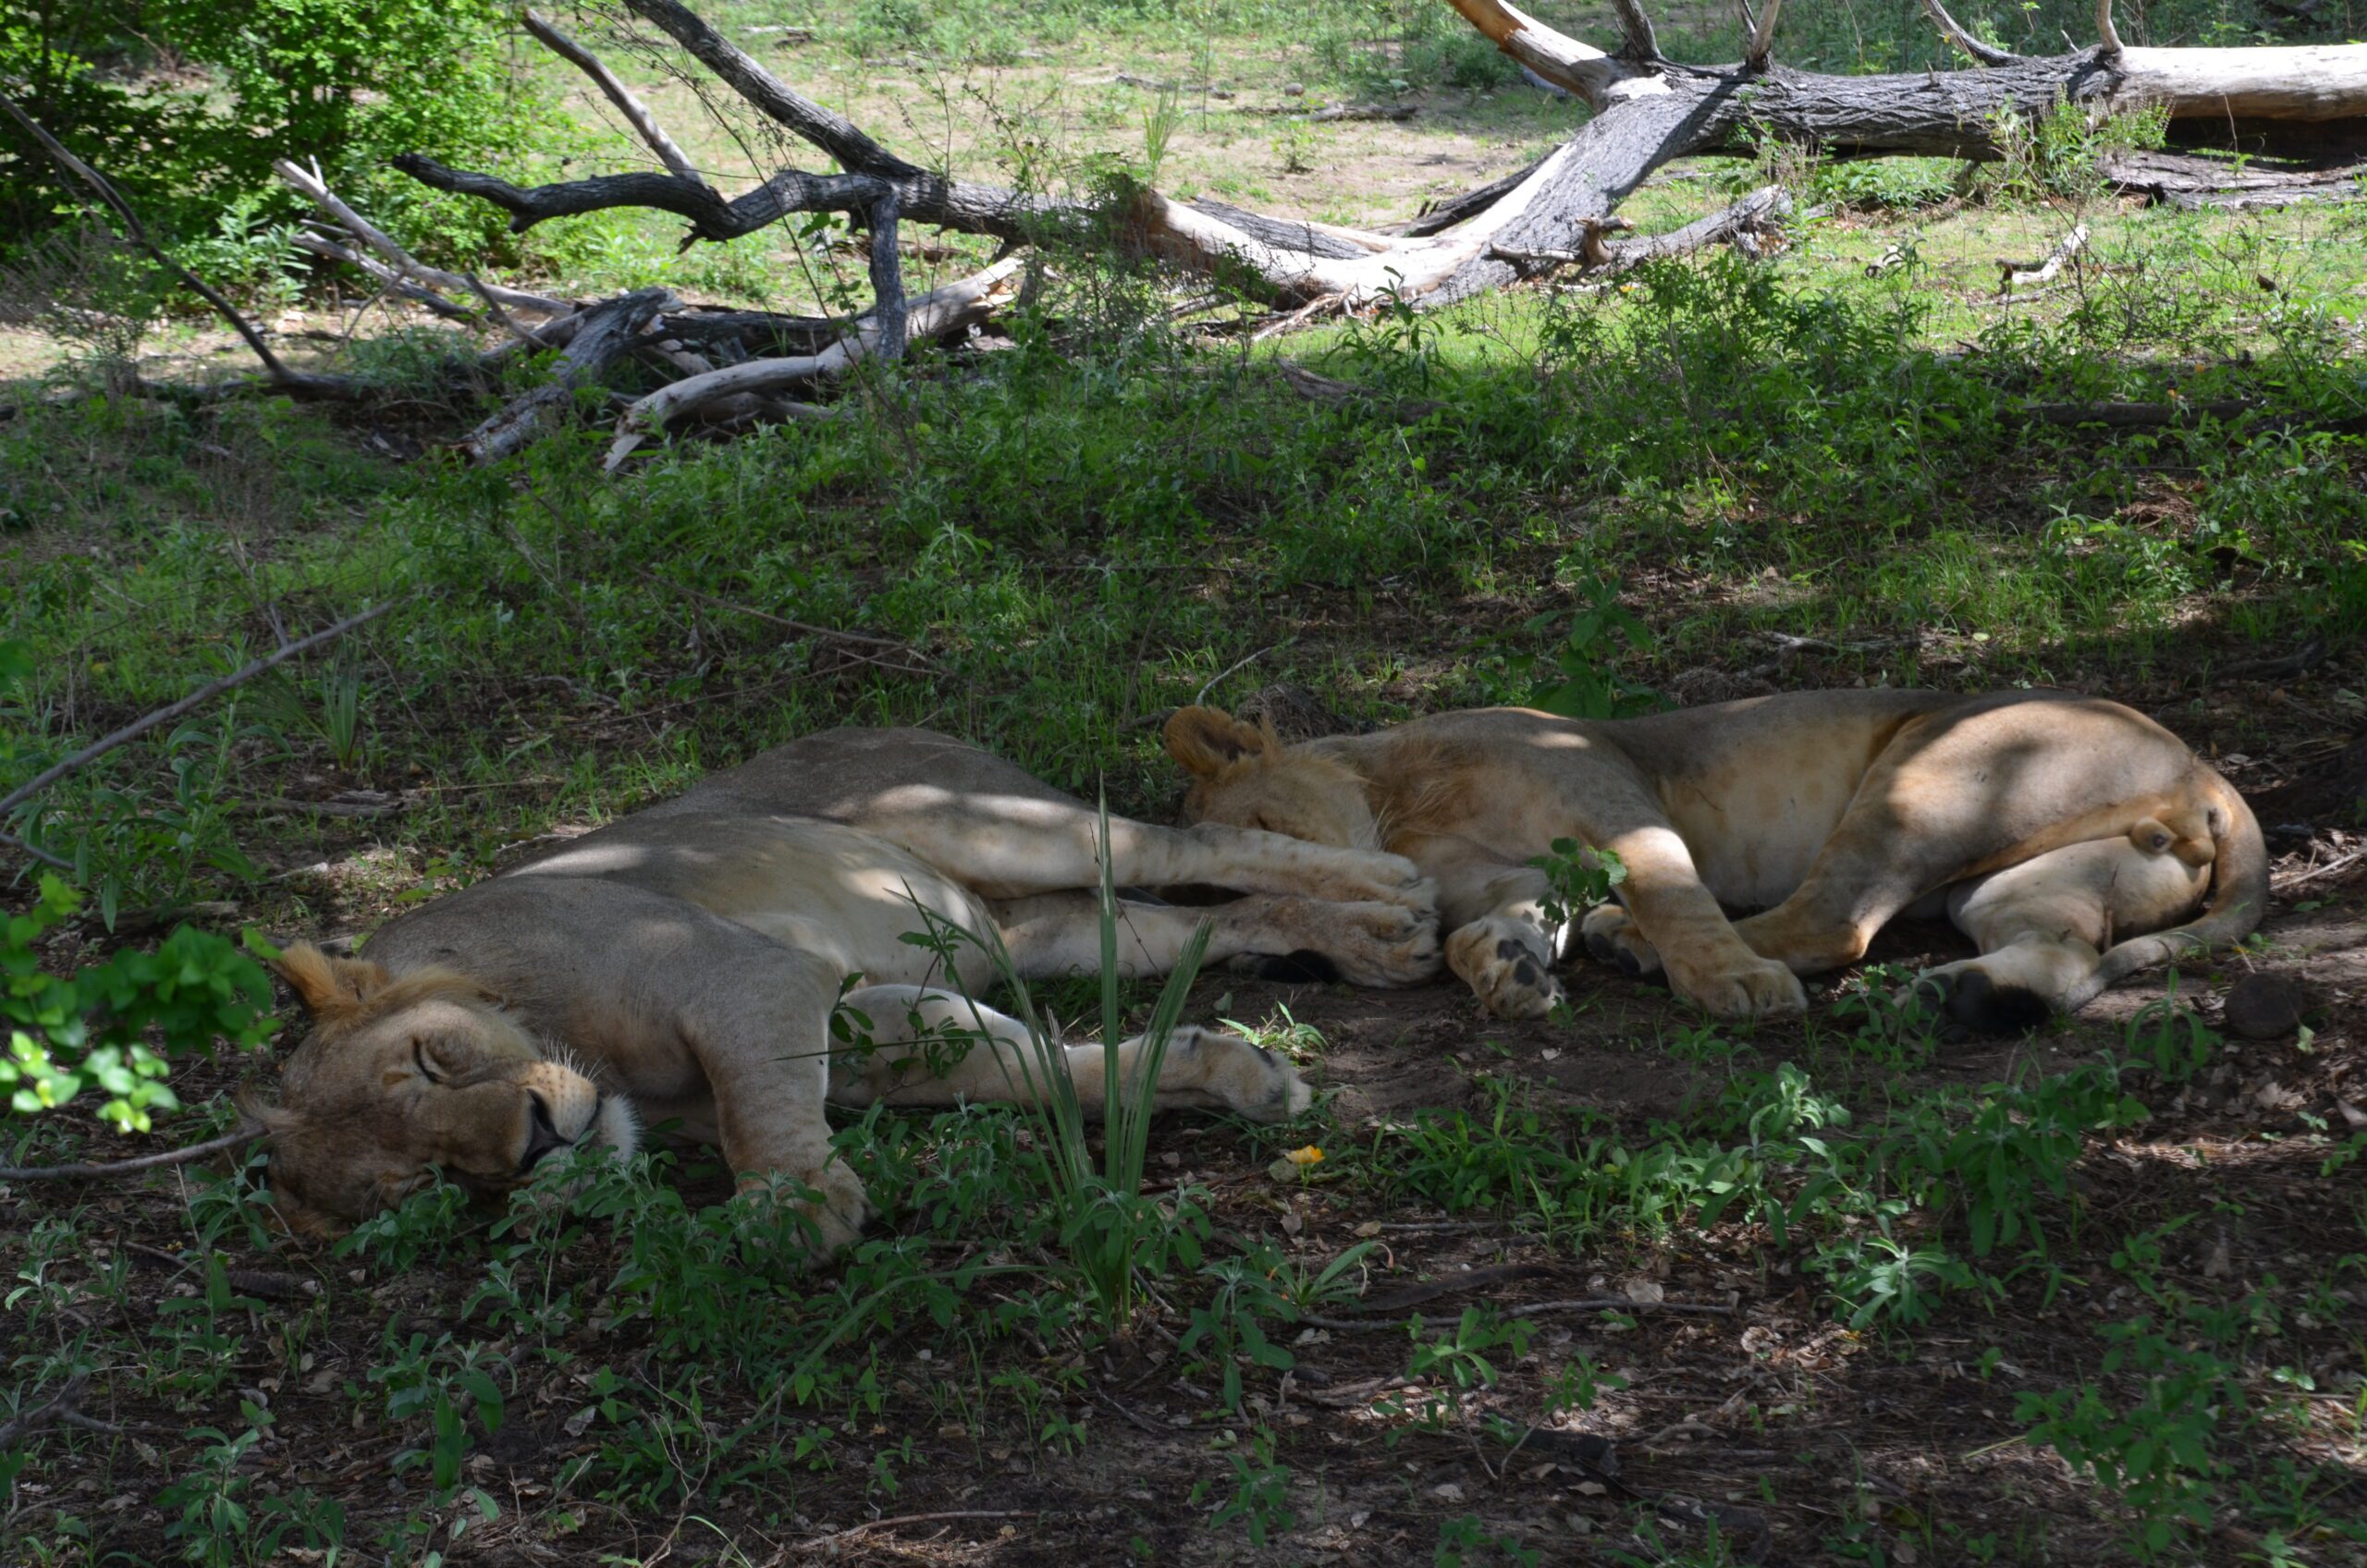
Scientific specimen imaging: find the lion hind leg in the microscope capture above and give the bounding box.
[828,985,1309,1123]
[1580,903,1662,978]
[1903,836,2213,1039]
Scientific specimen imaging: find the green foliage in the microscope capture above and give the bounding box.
[1527,838,1627,933]
[1,0,552,266]
[899,803,1220,1329]
[1203,1424,1294,1545]
[1,638,269,924]
[1507,576,1662,719]
[1439,1513,1541,1568]
[2,876,276,1131]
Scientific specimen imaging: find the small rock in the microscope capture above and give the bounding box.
[2223,973,2310,1040]
[1283,81,1305,96]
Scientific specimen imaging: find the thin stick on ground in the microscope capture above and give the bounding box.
[0,601,399,830]
[0,1123,264,1182]
[0,1377,119,1445]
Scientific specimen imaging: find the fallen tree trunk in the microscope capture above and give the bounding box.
[393,0,2367,317]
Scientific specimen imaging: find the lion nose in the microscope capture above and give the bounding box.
[518,1091,570,1172]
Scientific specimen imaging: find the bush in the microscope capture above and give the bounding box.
[1,0,554,270]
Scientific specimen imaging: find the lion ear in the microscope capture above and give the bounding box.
[1165,706,1271,778]
[273,943,390,1022]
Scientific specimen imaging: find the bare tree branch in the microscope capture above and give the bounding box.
[522,7,705,185]
[0,829,73,872]
[289,233,474,320]
[605,259,1021,470]
[274,160,570,315]
[0,92,351,398]
[1745,0,1784,69]
[1609,0,1662,60]
[1919,0,2021,65]
[1998,222,2090,291]
[0,1378,120,1445]
[2096,0,2125,55]
[0,603,399,827]
[619,0,1048,238]
[461,287,673,463]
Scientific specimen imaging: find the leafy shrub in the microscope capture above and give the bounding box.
[2,0,555,268]
[2,875,276,1133]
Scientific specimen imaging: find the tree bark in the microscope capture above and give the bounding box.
[393,0,2367,326]
[460,287,671,464]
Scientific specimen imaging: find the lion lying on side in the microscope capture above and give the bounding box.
[253,728,1441,1244]
[1162,690,2264,1035]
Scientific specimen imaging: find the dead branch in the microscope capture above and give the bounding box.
[636,572,926,660]
[0,1378,119,1446]
[2096,0,2124,57]
[1999,223,2089,292]
[0,92,351,398]
[0,603,399,836]
[0,1122,264,1182]
[1745,0,1783,70]
[1919,0,2020,66]
[461,287,672,463]
[274,160,570,315]
[1609,0,1663,61]
[523,8,703,185]
[389,0,2367,321]
[1490,188,1793,274]
[604,259,1019,470]
[289,233,474,321]
[0,829,72,872]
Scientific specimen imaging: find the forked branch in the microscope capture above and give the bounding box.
[1609,0,1662,61]
[1745,0,1783,69]
[1917,0,2020,66]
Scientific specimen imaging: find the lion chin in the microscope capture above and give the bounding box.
[574,1091,644,1166]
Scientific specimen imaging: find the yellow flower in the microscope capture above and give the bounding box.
[1284,1145,1324,1167]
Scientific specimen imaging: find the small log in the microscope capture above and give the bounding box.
[1998,223,2089,293]
[2023,398,2259,427]
[461,287,673,464]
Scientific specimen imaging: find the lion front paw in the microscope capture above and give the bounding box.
[737,1158,875,1256]
[1320,853,1439,919]
[1447,918,1564,1020]
[1315,900,1443,987]
[1674,955,1807,1020]
[1581,904,1662,977]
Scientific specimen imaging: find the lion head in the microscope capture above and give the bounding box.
[1164,705,1383,852]
[245,944,639,1235]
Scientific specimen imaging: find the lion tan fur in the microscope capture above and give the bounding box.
[1164,691,2266,1035]
[257,728,1444,1244]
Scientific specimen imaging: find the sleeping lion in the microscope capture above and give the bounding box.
[1162,689,2264,1036]
[252,728,1441,1244]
